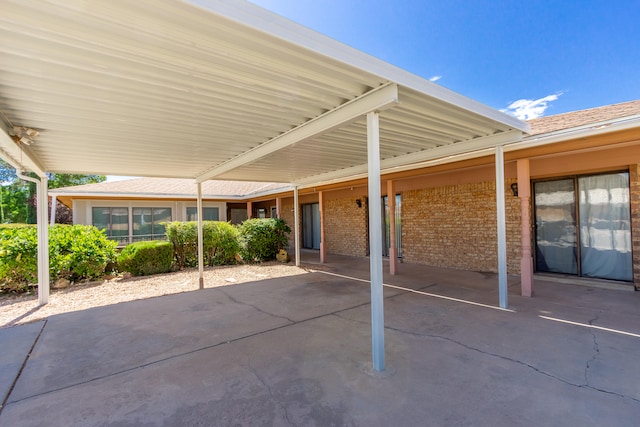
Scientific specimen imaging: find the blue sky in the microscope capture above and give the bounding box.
[249,0,640,119]
[108,1,639,182]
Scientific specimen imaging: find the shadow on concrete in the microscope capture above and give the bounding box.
[1,254,639,426]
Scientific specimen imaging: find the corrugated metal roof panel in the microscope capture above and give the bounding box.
[0,0,527,183]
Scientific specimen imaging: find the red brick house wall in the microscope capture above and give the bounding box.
[400,180,521,273]
[324,193,370,257]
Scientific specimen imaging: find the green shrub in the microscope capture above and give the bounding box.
[237,218,290,262]
[0,224,117,291]
[206,221,240,266]
[49,225,118,281]
[0,226,38,290]
[165,221,198,269]
[117,240,173,276]
[165,221,241,268]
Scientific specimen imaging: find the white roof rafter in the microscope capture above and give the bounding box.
[196,83,400,183]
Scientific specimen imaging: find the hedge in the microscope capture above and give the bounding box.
[0,218,292,287]
[165,221,240,269]
[0,224,117,291]
[117,240,173,276]
[237,218,290,262]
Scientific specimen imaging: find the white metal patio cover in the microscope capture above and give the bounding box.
[0,0,528,371]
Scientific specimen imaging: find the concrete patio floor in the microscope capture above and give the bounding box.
[1,254,639,426]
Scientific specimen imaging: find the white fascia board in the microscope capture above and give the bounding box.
[49,186,295,201]
[294,130,523,186]
[242,185,295,199]
[187,0,527,132]
[196,83,399,183]
[48,191,246,200]
[506,114,640,152]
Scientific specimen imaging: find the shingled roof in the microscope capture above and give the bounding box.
[527,100,640,135]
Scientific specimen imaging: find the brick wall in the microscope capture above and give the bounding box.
[280,198,296,251]
[278,194,370,257]
[324,194,369,257]
[630,164,640,287]
[401,179,521,273]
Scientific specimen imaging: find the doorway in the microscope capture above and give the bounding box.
[302,203,321,250]
[534,172,632,282]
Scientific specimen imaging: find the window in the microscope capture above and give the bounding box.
[132,207,172,242]
[186,207,219,221]
[92,207,129,243]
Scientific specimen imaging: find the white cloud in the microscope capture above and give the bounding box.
[429,75,442,82]
[501,92,563,120]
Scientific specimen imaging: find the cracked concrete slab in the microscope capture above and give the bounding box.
[3,313,639,426]
[1,255,639,426]
[0,321,44,409]
[7,285,294,403]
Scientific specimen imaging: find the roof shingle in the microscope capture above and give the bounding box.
[527,100,640,135]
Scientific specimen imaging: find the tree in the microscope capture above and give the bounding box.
[0,158,106,223]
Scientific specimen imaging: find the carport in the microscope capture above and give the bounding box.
[0,0,528,371]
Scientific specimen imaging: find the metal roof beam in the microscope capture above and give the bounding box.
[196,83,399,183]
[295,129,523,186]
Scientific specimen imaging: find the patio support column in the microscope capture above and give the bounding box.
[16,171,49,305]
[246,201,252,219]
[495,145,508,309]
[517,159,534,297]
[387,180,398,275]
[197,182,204,289]
[294,186,300,267]
[319,190,326,263]
[275,197,282,219]
[38,177,50,305]
[367,111,385,372]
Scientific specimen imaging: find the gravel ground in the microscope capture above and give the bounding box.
[0,262,315,329]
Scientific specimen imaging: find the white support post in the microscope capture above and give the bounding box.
[294,186,300,267]
[367,111,385,372]
[197,182,204,289]
[17,171,50,305]
[38,176,49,305]
[495,146,508,309]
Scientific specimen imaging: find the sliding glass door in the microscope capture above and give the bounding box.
[302,203,320,250]
[578,174,633,281]
[534,172,632,282]
[534,179,578,275]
